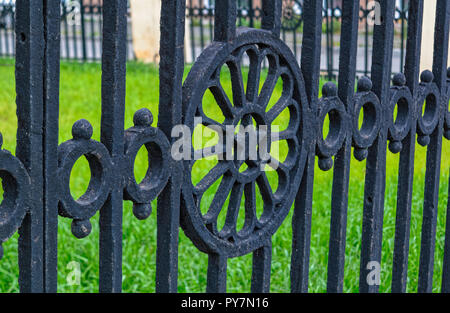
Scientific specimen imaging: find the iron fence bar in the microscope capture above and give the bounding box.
[99,0,128,293]
[247,1,284,294]
[80,0,87,61]
[292,17,298,59]
[0,13,4,57]
[11,6,15,56]
[214,0,236,43]
[325,0,332,79]
[202,1,238,293]
[156,0,185,293]
[290,0,322,293]
[89,0,96,60]
[400,0,406,73]
[248,0,254,28]
[15,0,45,293]
[251,241,272,293]
[418,0,450,293]
[99,0,103,58]
[199,1,205,50]
[364,0,370,76]
[43,0,61,293]
[328,0,335,80]
[188,0,195,63]
[391,0,424,294]
[62,2,70,59]
[3,3,11,56]
[261,0,282,37]
[326,0,360,294]
[208,8,213,45]
[391,0,423,292]
[206,253,228,293]
[359,0,395,293]
[71,2,78,59]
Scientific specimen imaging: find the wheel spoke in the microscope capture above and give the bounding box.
[238,181,257,237]
[257,72,279,109]
[194,162,230,196]
[266,95,291,123]
[209,84,235,119]
[196,106,228,133]
[203,174,235,224]
[256,172,275,206]
[246,50,262,104]
[227,60,246,108]
[219,182,244,239]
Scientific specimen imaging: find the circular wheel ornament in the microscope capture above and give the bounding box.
[181,28,311,257]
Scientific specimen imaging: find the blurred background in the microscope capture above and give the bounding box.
[0,0,413,79]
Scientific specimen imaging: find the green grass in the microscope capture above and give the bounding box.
[0,59,448,293]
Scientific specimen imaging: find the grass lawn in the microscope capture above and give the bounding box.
[0,59,448,293]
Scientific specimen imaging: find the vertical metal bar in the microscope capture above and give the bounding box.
[199,0,205,49]
[99,0,127,293]
[79,0,87,61]
[391,0,423,294]
[11,3,15,56]
[128,0,134,60]
[208,7,213,45]
[156,0,185,293]
[0,6,4,57]
[290,0,322,293]
[418,0,450,293]
[443,171,450,292]
[293,28,298,60]
[189,0,196,61]
[43,0,61,293]
[201,1,237,293]
[325,0,332,79]
[99,0,103,59]
[327,0,360,293]
[89,0,97,61]
[237,0,242,27]
[206,254,227,293]
[400,0,405,72]
[247,0,254,28]
[62,3,70,59]
[71,2,78,59]
[364,0,369,76]
[214,0,236,43]
[251,241,272,293]
[329,0,335,79]
[261,0,282,37]
[15,0,45,293]
[359,0,395,293]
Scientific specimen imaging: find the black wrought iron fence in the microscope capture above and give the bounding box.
[0,0,135,60]
[187,0,409,79]
[0,0,449,294]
